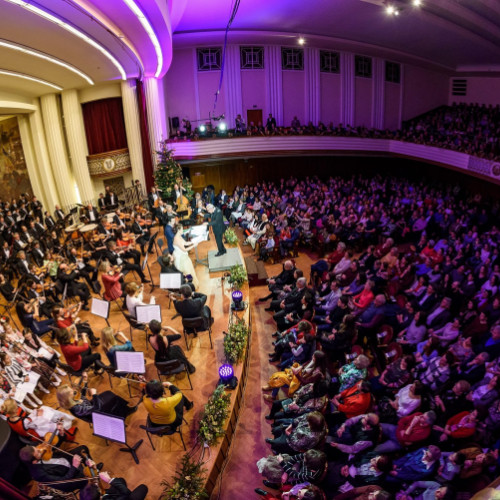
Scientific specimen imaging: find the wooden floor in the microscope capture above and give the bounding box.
[24,228,317,499]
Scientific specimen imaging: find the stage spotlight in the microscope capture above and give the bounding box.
[298,37,305,45]
[218,363,238,389]
[413,0,421,5]
[219,122,227,131]
[199,124,206,133]
[386,5,395,15]
[231,290,244,311]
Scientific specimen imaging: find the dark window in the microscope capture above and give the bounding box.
[240,46,264,69]
[452,79,467,96]
[281,48,304,70]
[385,61,401,83]
[320,50,340,73]
[355,55,372,78]
[197,48,222,71]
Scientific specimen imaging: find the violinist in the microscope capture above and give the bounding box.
[47,229,62,253]
[105,240,149,284]
[67,247,100,294]
[57,379,138,422]
[125,282,154,319]
[56,263,91,310]
[0,273,15,302]
[101,327,134,368]
[99,261,123,301]
[53,304,99,347]
[15,299,55,337]
[131,214,151,255]
[25,279,57,319]
[56,326,103,374]
[30,240,45,267]
[43,250,62,281]
[3,398,76,443]
[112,209,129,230]
[22,328,67,379]
[96,217,114,239]
[115,228,141,265]
[19,443,100,492]
[80,472,148,500]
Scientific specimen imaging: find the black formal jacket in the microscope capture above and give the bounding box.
[174,293,208,319]
[103,478,137,499]
[208,207,225,236]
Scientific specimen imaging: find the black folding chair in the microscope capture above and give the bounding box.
[155,360,193,390]
[181,316,213,351]
[140,415,187,451]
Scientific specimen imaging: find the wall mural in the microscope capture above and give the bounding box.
[0,117,33,200]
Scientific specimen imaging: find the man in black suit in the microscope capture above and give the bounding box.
[80,472,148,500]
[97,193,107,211]
[173,284,212,329]
[205,203,226,256]
[19,444,99,493]
[259,260,296,301]
[56,263,91,310]
[105,190,119,209]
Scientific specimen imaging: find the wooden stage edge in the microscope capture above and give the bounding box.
[205,242,251,499]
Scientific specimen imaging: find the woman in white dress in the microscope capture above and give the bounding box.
[173,226,199,289]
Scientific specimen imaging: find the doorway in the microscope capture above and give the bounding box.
[247,109,263,127]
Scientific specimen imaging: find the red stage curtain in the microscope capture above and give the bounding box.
[81,98,128,155]
[0,479,30,500]
[135,79,154,191]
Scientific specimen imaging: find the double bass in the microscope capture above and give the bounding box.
[175,181,192,219]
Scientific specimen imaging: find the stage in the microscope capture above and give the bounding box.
[208,247,243,272]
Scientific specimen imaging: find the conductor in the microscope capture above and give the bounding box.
[205,204,226,257]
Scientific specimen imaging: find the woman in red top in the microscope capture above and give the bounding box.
[351,280,375,310]
[99,261,123,301]
[438,410,478,441]
[56,327,102,373]
[53,305,99,347]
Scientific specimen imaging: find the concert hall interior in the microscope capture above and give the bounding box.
[1,1,500,500]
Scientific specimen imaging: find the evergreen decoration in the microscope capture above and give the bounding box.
[197,385,231,446]
[224,227,239,246]
[228,264,248,289]
[160,453,208,499]
[154,143,193,201]
[223,318,249,364]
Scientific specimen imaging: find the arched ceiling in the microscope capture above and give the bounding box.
[172,0,500,72]
[0,0,172,99]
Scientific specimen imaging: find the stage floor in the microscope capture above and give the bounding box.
[208,247,243,272]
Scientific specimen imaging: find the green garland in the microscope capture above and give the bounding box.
[160,453,208,500]
[228,264,248,289]
[197,385,231,446]
[223,318,250,364]
[224,227,239,246]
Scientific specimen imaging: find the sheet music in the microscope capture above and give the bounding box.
[142,251,148,271]
[115,351,146,374]
[160,273,182,289]
[13,387,27,403]
[38,405,74,429]
[38,347,53,360]
[91,298,110,319]
[92,412,126,444]
[136,304,161,324]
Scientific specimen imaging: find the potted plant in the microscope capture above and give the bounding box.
[160,453,207,499]
[224,227,239,246]
[228,264,247,290]
[223,319,250,364]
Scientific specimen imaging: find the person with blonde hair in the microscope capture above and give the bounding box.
[57,380,137,422]
[101,327,134,368]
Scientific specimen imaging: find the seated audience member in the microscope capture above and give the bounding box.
[142,379,193,428]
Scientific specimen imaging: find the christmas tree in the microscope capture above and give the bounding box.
[154,142,193,202]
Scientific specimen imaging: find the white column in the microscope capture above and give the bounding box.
[28,102,60,210]
[341,53,355,126]
[144,77,168,161]
[223,45,243,129]
[121,79,147,188]
[265,45,283,126]
[61,89,94,203]
[40,94,77,207]
[372,58,385,129]
[304,48,320,125]
[398,64,405,128]
[17,114,50,211]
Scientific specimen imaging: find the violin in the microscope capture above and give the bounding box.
[81,449,105,494]
[35,282,55,293]
[35,418,65,461]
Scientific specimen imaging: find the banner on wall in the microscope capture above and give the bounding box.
[0,117,33,200]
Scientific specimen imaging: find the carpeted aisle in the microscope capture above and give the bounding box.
[213,247,315,499]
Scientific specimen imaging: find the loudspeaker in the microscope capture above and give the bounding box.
[172,116,180,128]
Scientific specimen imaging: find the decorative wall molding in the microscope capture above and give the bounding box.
[168,136,500,184]
[87,148,132,178]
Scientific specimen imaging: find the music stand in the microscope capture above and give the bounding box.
[91,298,111,326]
[92,411,143,464]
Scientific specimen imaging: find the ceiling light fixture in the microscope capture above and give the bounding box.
[0,40,94,85]
[0,69,62,90]
[413,0,421,5]
[386,5,395,15]
[3,0,126,80]
[298,37,305,45]
[121,0,163,78]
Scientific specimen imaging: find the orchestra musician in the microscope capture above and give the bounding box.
[104,240,149,284]
[56,263,91,310]
[97,193,106,211]
[131,215,151,255]
[67,247,100,294]
[80,472,148,500]
[105,189,119,210]
[99,261,123,301]
[54,205,65,222]
[84,204,100,223]
[19,443,100,492]
[53,303,100,347]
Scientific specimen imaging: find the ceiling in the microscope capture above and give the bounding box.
[0,0,171,100]
[172,0,500,72]
[0,0,499,103]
